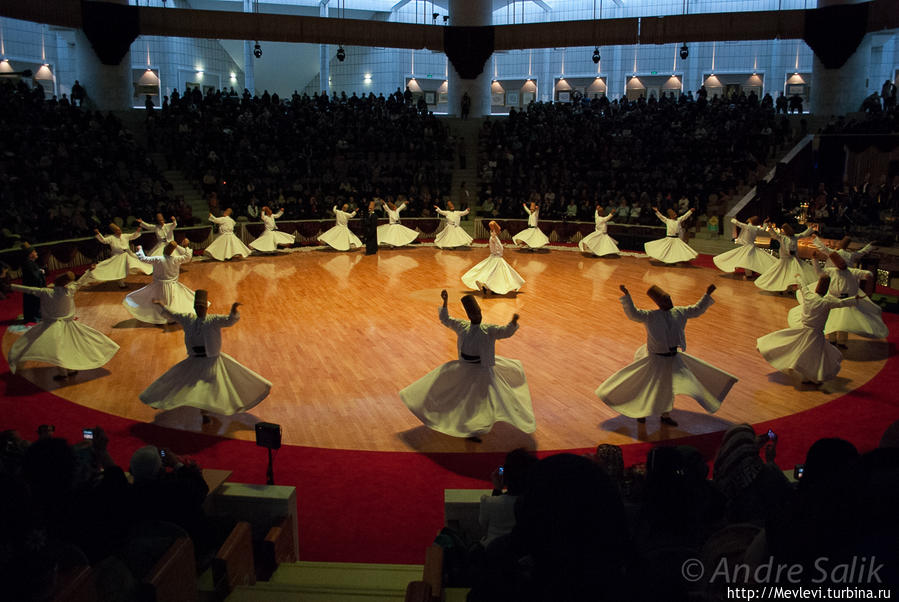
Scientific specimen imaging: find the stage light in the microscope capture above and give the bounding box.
[679,43,689,60]
[336,46,346,62]
[592,48,600,64]
[253,42,262,59]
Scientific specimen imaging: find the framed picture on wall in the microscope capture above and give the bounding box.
[492,92,505,105]
[558,91,570,102]
[506,91,519,106]
[424,91,436,105]
[788,85,804,95]
[438,92,449,104]
[522,92,535,104]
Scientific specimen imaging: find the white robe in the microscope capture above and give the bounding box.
[786,266,888,339]
[461,234,525,294]
[754,226,817,291]
[812,237,873,268]
[318,206,362,251]
[399,306,535,437]
[712,219,777,274]
[249,210,295,252]
[91,231,153,281]
[512,206,550,249]
[377,203,419,247]
[596,293,737,417]
[644,209,698,263]
[139,308,271,415]
[758,289,857,382]
[205,215,252,261]
[433,208,473,248]
[8,277,119,373]
[578,211,619,256]
[145,219,177,257]
[123,247,195,324]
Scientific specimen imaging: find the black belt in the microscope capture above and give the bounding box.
[839,293,849,298]
[528,226,536,229]
[461,352,481,363]
[192,346,207,357]
[667,235,678,238]
[655,348,678,357]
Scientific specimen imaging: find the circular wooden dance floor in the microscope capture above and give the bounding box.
[2,246,890,453]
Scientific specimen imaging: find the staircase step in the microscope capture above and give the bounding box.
[270,561,422,592]
[227,581,405,602]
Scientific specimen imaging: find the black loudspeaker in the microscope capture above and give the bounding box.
[255,422,282,449]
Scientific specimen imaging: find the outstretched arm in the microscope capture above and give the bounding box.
[681,284,716,319]
[488,313,519,340]
[438,290,466,334]
[618,285,650,323]
[677,208,694,223]
[94,229,109,245]
[652,208,666,224]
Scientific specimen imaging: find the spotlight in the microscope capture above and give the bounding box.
[442,15,449,24]
[253,42,262,59]
[592,48,601,64]
[679,43,689,60]
[336,46,346,62]
[432,12,439,24]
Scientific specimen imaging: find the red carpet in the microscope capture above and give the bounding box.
[2,255,898,564]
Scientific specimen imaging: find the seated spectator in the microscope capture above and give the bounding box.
[478,448,537,547]
[129,445,215,558]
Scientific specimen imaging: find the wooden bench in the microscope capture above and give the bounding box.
[258,515,298,580]
[139,536,197,602]
[212,521,255,599]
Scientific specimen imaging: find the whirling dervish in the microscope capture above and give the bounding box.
[644,207,698,264]
[712,216,777,278]
[318,204,363,251]
[461,220,525,295]
[512,202,550,250]
[249,207,295,253]
[433,201,473,249]
[578,205,619,257]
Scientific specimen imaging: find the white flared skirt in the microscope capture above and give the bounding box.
[754,255,817,292]
[123,279,195,324]
[461,256,525,295]
[578,231,620,256]
[787,295,888,338]
[8,318,119,374]
[644,237,699,264]
[757,327,843,382]
[139,353,271,415]
[433,225,473,248]
[90,252,153,281]
[713,244,778,274]
[318,225,362,251]
[512,227,550,249]
[399,356,535,437]
[249,229,295,252]
[205,233,251,261]
[596,345,737,417]
[377,223,420,247]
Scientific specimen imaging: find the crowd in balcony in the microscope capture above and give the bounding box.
[478,89,795,224]
[0,80,181,246]
[151,86,453,221]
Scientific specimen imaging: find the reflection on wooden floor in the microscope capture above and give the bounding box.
[2,246,890,453]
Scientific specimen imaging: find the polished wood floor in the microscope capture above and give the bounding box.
[2,245,890,453]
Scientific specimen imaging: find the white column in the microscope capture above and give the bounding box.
[810,0,872,116]
[320,0,330,95]
[447,0,492,117]
[74,29,131,110]
[243,0,256,94]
